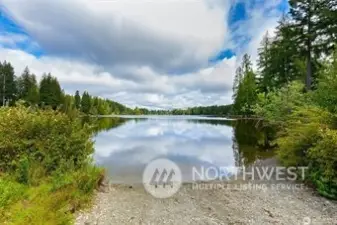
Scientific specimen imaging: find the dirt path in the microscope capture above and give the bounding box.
[76,160,337,225]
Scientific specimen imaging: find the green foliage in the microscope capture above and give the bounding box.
[308,128,337,198]
[74,90,81,109]
[0,178,27,210]
[59,93,79,118]
[81,91,91,114]
[17,67,39,106]
[0,63,133,116]
[0,106,104,224]
[232,54,258,115]
[276,106,330,167]
[236,0,337,200]
[288,0,337,89]
[0,106,94,176]
[39,73,62,109]
[313,50,337,113]
[253,81,308,127]
[51,165,104,194]
[134,104,232,116]
[255,0,337,92]
[0,165,104,224]
[0,61,17,106]
[15,156,30,185]
[257,21,304,93]
[254,76,337,199]
[270,103,337,199]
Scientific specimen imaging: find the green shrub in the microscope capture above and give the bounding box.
[50,165,104,193]
[0,106,94,176]
[276,106,328,165]
[308,129,337,199]
[277,123,321,167]
[253,81,309,128]
[15,156,30,184]
[275,105,337,199]
[0,106,104,224]
[73,165,105,194]
[0,178,27,209]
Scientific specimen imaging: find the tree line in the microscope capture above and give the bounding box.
[0,62,133,115]
[135,105,233,116]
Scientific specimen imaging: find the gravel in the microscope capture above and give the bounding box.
[75,159,337,225]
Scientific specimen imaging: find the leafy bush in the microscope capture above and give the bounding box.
[276,106,330,166]
[0,179,27,209]
[255,79,337,199]
[274,105,337,199]
[0,106,104,224]
[308,129,337,199]
[0,106,94,177]
[15,156,30,184]
[51,165,104,194]
[253,81,309,127]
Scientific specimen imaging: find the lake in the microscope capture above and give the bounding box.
[89,116,275,184]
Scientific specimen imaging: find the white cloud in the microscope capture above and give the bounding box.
[1,0,286,108]
[2,0,230,73]
[0,47,234,108]
[0,33,28,47]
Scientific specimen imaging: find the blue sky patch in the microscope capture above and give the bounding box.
[228,2,247,25]
[0,10,44,57]
[209,49,235,63]
[0,10,25,35]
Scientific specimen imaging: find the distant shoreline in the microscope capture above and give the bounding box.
[89,114,236,121]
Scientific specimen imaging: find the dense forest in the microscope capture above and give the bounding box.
[232,0,337,199]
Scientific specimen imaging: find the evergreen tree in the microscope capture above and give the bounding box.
[257,17,306,92]
[272,18,304,86]
[74,90,81,109]
[232,67,243,100]
[81,91,91,114]
[288,0,336,89]
[257,32,271,94]
[17,67,39,105]
[0,61,17,106]
[233,54,258,115]
[39,73,62,109]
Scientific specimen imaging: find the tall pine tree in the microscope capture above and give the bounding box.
[0,61,17,106]
[74,90,81,109]
[233,54,258,115]
[289,0,336,89]
[81,91,91,114]
[17,67,39,105]
[39,73,62,109]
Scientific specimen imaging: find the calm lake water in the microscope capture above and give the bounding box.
[89,116,274,184]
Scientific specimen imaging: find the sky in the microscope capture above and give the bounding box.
[0,0,288,109]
